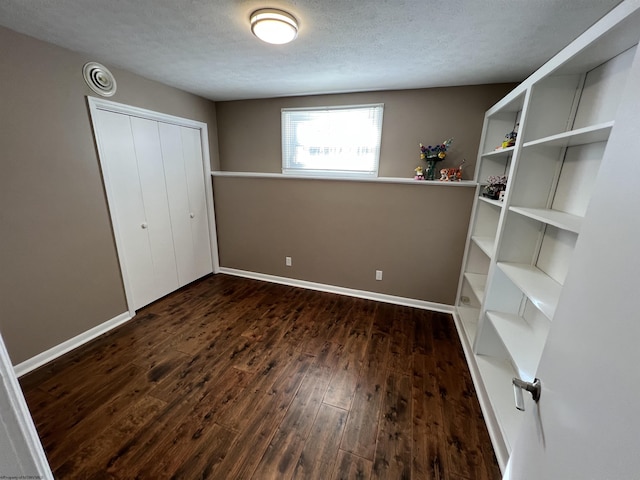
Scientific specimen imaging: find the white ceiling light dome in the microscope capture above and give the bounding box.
[250,8,298,45]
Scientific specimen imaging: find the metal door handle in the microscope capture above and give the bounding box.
[512,377,541,411]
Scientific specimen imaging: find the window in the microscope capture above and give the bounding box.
[282,104,384,177]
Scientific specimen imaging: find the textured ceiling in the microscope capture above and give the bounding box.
[0,0,623,101]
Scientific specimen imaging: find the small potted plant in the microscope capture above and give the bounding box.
[419,138,453,180]
[483,175,508,200]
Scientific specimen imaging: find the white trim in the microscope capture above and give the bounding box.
[211,171,476,187]
[0,333,53,478]
[87,96,221,310]
[219,267,455,314]
[87,96,209,129]
[14,312,132,378]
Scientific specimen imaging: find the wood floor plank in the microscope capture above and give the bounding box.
[292,404,349,480]
[19,274,500,479]
[331,450,373,480]
[251,344,341,479]
[164,423,237,479]
[212,352,315,479]
[412,352,450,480]
[387,306,414,374]
[372,372,412,480]
[340,330,390,460]
[53,395,167,479]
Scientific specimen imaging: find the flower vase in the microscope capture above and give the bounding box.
[425,159,438,181]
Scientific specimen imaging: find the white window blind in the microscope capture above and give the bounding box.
[282,104,384,177]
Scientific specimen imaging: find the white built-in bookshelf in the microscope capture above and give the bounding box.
[453,2,640,472]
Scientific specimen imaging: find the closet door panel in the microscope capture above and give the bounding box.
[158,122,196,286]
[94,110,156,309]
[180,126,213,280]
[130,117,180,298]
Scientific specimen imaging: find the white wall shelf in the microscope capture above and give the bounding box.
[486,311,550,382]
[476,355,524,455]
[523,121,614,149]
[478,196,504,208]
[471,236,495,258]
[211,171,477,187]
[481,146,516,158]
[457,306,480,344]
[509,207,583,234]
[496,262,561,320]
[464,272,487,302]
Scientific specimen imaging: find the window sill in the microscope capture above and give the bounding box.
[211,171,477,187]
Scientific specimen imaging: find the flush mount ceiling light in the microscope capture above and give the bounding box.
[250,8,298,45]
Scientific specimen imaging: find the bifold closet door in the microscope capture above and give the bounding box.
[95,111,179,309]
[158,122,213,286]
[95,108,214,311]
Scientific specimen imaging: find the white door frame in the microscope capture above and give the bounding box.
[0,332,53,478]
[87,97,220,317]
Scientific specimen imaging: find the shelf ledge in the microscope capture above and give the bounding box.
[478,196,504,208]
[212,171,477,186]
[471,236,495,258]
[475,355,525,454]
[464,272,487,303]
[486,311,550,381]
[456,306,480,345]
[481,146,516,158]
[496,262,561,320]
[509,207,583,234]
[523,121,614,148]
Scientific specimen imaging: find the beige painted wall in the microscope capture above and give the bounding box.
[213,85,514,303]
[0,26,218,364]
[214,177,476,304]
[215,85,515,178]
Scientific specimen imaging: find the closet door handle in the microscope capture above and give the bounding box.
[189,213,195,218]
[141,222,148,229]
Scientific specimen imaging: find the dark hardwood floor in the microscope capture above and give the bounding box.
[20,274,500,479]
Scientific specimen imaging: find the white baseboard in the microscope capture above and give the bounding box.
[14,311,133,378]
[219,267,455,314]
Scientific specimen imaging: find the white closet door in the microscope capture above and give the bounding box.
[181,126,213,280]
[158,122,209,286]
[158,122,192,286]
[94,110,157,309]
[130,117,180,298]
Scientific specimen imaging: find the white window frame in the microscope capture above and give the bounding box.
[281,103,384,178]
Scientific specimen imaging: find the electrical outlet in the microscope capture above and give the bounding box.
[375,270,383,281]
[460,296,470,305]
[285,256,292,267]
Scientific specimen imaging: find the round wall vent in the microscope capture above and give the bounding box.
[82,62,117,97]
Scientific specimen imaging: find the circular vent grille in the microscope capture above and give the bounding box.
[82,62,117,97]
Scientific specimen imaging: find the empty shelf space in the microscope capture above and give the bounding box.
[509,206,583,234]
[475,355,524,454]
[496,262,562,320]
[457,306,480,344]
[471,236,495,258]
[523,121,614,148]
[464,272,487,302]
[486,311,550,381]
[478,196,504,208]
[482,146,515,158]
